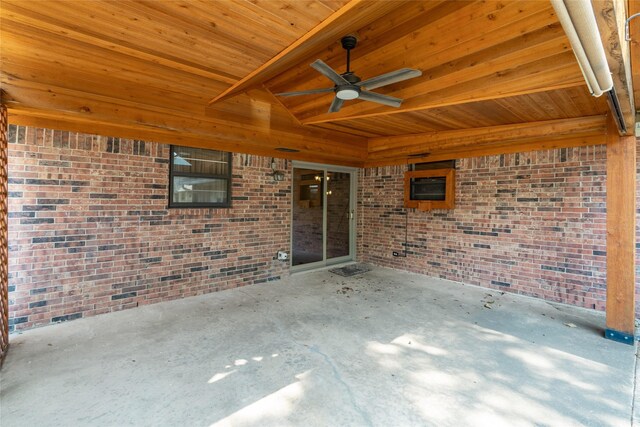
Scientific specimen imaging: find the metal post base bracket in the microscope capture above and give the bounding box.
[605,328,635,345]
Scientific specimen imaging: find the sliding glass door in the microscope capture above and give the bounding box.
[326,171,351,260]
[291,163,356,270]
[292,168,324,266]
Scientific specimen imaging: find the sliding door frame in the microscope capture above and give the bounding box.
[290,161,357,272]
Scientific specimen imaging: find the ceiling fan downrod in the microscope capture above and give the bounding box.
[341,35,358,75]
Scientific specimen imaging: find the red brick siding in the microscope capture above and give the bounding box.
[357,145,627,312]
[7,126,290,331]
[0,105,8,360]
[7,124,640,331]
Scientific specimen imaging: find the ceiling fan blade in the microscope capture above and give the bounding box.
[328,97,344,113]
[358,91,403,108]
[357,68,422,90]
[276,87,335,97]
[311,60,349,86]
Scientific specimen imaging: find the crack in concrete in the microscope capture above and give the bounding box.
[308,344,374,427]
[260,293,373,426]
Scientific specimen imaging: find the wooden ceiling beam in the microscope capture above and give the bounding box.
[367,116,607,161]
[592,0,636,134]
[2,79,366,147]
[8,109,364,168]
[208,0,403,105]
[2,80,367,163]
[365,133,606,168]
[306,87,609,137]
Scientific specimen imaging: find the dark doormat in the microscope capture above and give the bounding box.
[329,264,371,277]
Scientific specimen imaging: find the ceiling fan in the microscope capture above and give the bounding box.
[276,35,422,113]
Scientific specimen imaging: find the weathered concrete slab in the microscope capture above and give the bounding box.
[1,267,636,426]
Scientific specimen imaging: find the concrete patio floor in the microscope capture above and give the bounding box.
[1,266,637,426]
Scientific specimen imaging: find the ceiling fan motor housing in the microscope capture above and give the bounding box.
[341,72,361,84]
[340,35,358,50]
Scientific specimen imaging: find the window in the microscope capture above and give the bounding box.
[169,146,232,208]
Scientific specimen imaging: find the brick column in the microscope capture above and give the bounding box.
[0,104,8,366]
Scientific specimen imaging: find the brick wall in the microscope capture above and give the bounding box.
[0,105,8,361]
[7,123,640,331]
[357,145,631,312]
[7,125,291,331]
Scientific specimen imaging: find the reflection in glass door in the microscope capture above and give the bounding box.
[292,168,324,266]
[291,164,355,269]
[326,171,351,260]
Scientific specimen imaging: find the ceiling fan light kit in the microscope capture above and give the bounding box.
[336,85,361,100]
[276,35,422,113]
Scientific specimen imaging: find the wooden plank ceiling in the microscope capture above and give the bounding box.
[0,0,612,167]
